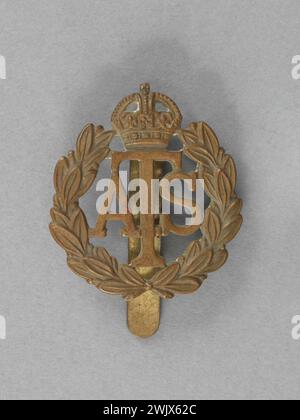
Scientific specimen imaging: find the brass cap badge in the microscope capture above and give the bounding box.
[50,84,242,337]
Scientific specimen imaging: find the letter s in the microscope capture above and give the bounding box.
[291,315,300,340]
[291,56,300,80]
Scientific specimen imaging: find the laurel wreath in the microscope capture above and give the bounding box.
[50,122,242,300]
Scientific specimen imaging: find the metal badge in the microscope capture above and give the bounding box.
[50,83,242,337]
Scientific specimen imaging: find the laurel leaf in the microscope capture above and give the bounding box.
[223,198,242,226]
[185,146,216,167]
[219,215,243,244]
[67,257,100,285]
[50,208,69,229]
[203,172,219,202]
[119,265,147,287]
[190,249,213,275]
[61,166,81,206]
[181,249,213,277]
[95,130,115,147]
[53,157,68,194]
[98,281,126,293]
[217,170,232,206]
[151,263,180,287]
[93,247,119,272]
[49,223,84,256]
[98,281,146,300]
[84,257,115,280]
[72,209,88,249]
[217,147,225,163]
[206,249,228,272]
[168,277,201,293]
[84,148,110,171]
[178,128,198,146]
[201,123,220,157]
[203,172,217,199]
[152,276,201,298]
[78,171,98,197]
[53,194,61,209]
[182,123,205,146]
[185,152,211,169]
[76,124,94,160]
[223,156,237,189]
[185,240,202,261]
[94,125,104,139]
[203,209,221,243]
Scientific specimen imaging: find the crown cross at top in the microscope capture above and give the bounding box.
[111,83,182,149]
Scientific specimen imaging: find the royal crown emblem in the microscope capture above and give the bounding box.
[50,83,243,337]
[111,83,182,149]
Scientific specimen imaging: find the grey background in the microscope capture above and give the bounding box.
[0,0,299,400]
